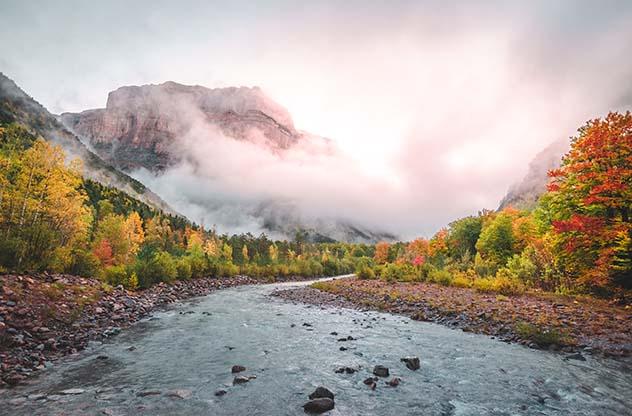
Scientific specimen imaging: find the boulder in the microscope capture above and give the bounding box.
[303,398,335,414]
[231,365,246,373]
[373,365,389,377]
[308,386,334,400]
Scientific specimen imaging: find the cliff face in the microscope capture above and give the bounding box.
[499,138,570,210]
[0,72,177,215]
[61,82,301,171]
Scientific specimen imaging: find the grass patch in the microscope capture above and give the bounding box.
[514,321,565,346]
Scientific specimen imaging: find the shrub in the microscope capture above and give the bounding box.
[514,321,564,346]
[103,265,129,287]
[429,268,452,286]
[176,258,192,280]
[134,250,177,288]
[451,274,472,288]
[356,264,376,280]
[473,274,525,296]
[69,248,100,277]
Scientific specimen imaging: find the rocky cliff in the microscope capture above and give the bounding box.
[498,138,569,210]
[61,82,301,171]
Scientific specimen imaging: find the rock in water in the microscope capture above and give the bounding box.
[303,398,335,413]
[231,365,246,373]
[373,365,390,377]
[214,389,227,396]
[233,376,250,385]
[401,356,420,370]
[308,386,334,400]
[387,377,401,387]
[60,388,85,395]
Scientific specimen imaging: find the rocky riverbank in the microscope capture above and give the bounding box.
[0,273,267,388]
[272,278,632,357]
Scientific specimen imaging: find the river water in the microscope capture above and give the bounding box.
[1,279,631,416]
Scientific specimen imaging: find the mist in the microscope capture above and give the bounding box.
[2,0,632,239]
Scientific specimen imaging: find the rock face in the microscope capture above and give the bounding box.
[61,82,301,172]
[499,138,569,210]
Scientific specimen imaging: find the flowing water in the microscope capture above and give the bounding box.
[1,279,631,416]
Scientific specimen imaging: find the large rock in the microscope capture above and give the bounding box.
[373,365,390,377]
[303,398,335,414]
[308,386,334,400]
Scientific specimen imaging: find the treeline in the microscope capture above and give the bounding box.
[360,112,631,298]
[0,122,373,288]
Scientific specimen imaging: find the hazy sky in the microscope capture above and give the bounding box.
[2,0,632,237]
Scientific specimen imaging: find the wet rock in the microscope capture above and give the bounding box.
[308,386,334,400]
[27,393,46,400]
[335,366,357,374]
[303,398,335,413]
[400,356,420,370]
[330,331,338,336]
[214,389,227,396]
[166,389,192,399]
[231,365,246,373]
[339,346,348,351]
[373,365,390,377]
[96,355,109,360]
[386,377,401,387]
[233,376,250,385]
[60,388,86,395]
[136,390,161,397]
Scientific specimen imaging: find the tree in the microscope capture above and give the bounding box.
[547,111,632,290]
[475,211,515,271]
[447,216,483,260]
[374,241,390,264]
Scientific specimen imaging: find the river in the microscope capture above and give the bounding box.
[1,279,630,415]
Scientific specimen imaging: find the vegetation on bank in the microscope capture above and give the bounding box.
[355,112,631,299]
[1,111,630,298]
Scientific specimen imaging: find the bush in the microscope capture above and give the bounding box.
[356,264,376,280]
[473,274,525,296]
[134,250,177,288]
[514,321,563,346]
[381,263,418,282]
[429,268,452,286]
[176,258,192,280]
[103,265,129,287]
[69,249,101,277]
[451,274,472,288]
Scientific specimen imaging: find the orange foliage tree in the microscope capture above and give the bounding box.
[547,111,631,290]
[374,241,390,264]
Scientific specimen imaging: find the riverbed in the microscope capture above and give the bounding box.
[1,280,630,415]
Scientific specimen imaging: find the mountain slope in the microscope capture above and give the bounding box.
[499,138,569,210]
[0,72,176,214]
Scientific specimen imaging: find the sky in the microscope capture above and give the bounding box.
[1,0,632,238]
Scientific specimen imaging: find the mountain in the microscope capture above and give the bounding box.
[498,138,570,210]
[60,81,394,243]
[61,82,302,172]
[0,72,176,214]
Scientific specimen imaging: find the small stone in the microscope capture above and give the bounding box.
[303,398,335,413]
[231,365,246,373]
[27,393,46,400]
[386,377,401,387]
[330,331,338,336]
[96,355,109,360]
[363,377,378,385]
[334,366,356,374]
[564,352,586,361]
[373,365,389,377]
[214,389,227,396]
[339,346,348,351]
[400,356,420,370]
[308,386,334,400]
[233,376,250,385]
